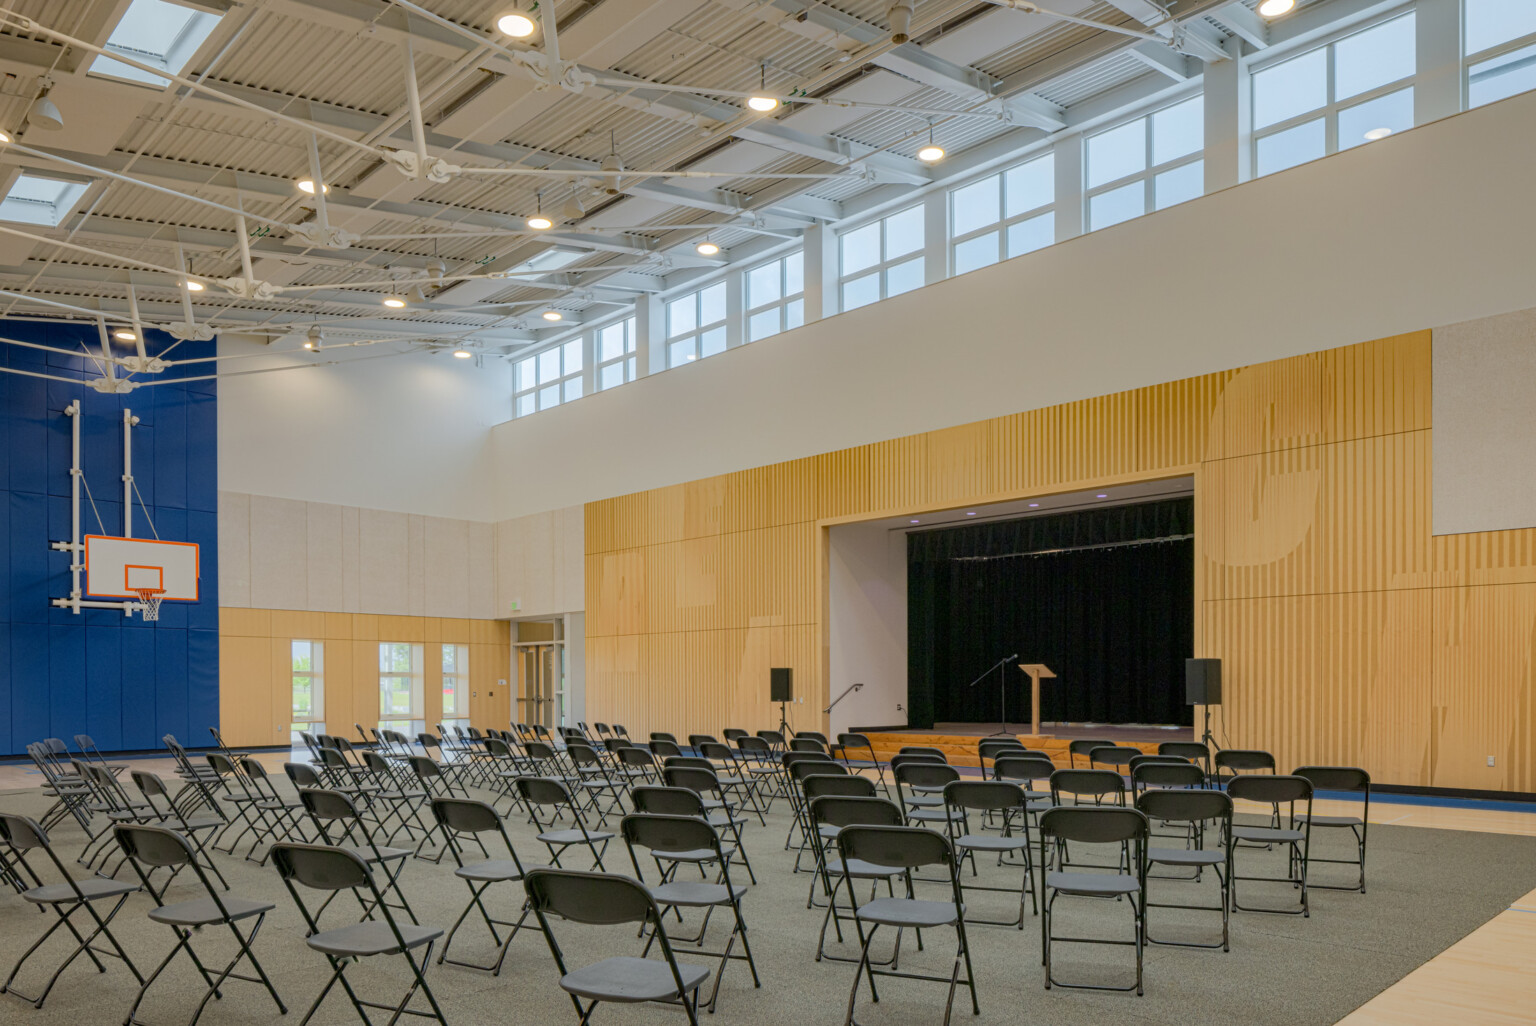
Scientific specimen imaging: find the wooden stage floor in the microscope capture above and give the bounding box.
[884,721,1196,744]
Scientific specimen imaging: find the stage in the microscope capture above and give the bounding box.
[880,722,1195,744]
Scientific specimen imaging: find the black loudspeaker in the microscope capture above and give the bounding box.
[1185,658,1222,706]
[770,667,793,703]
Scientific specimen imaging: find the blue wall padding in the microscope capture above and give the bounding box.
[1,320,217,755]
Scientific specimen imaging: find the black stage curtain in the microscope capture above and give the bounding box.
[908,498,1194,729]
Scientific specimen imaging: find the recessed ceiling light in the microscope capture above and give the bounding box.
[910,519,920,524]
[542,310,562,321]
[183,280,204,292]
[1256,0,1295,17]
[113,329,137,342]
[496,9,537,37]
[383,294,407,309]
[1363,127,1393,141]
[296,178,329,195]
[1097,493,1108,498]
[527,214,554,231]
[452,348,473,359]
[965,511,976,516]
[1028,503,1039,508]
[746,95,778,113]
[696,240,720,256]
[917,144,945,163]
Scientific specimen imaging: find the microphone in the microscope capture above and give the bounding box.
[1006,653,1018,662]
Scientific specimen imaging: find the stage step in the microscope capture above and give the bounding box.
[859,733,1160,770]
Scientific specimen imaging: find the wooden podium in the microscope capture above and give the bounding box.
[1019,664,1057,737]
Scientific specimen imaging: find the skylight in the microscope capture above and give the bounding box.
[1,173,90,227]
[516,248,585,274]
[89,0,222,87]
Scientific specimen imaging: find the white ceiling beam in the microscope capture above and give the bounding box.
[1209,3,1270,49]
[1101,0,1231,62]
[1126,40,1195,81]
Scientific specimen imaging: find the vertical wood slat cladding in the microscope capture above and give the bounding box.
[218,608,511,747]
[586,328,1536,791]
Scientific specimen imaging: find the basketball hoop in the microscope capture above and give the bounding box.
[132,587,165,621]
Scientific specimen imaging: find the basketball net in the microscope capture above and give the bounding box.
[133,587,165,621]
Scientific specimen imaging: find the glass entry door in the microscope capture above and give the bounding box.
[517,642,562,728]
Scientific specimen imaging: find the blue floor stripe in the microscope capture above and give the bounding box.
[1313,789,1536,815]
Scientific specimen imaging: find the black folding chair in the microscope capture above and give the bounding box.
[806,795,907,965]
[272,843,446,1026]
[1136,788,1232,951]
[836,733,890,794]
[73,733,129,778]
[944,779,1037,926]
[1214,748,1276,786]
[0,813,144,1008]
[515,776,615,871]
[114,824,287,1026]
[1228,774,1313,916]
[893,762,961,829]
[800,775,878,910]
[697,741,769,825]
[239,757,309,862]
[1292,766,1370,892]
[1066,738,1117,768]
[836,824,979,1026]
[662,765,757,884]
[1158,741,1212,780]
[524,868,709,1026]
[130,770,231,895]
[1038,805,1150,995]
[622,814,761,1013]
[430,797,534,974]
[297,787,419,925]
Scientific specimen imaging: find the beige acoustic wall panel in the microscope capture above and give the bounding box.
[585,327,1536,791]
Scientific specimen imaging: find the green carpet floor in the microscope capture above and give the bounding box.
[0,777,1531,1026]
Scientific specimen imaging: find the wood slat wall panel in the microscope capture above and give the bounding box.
[217,607,511,747]
[585,333,1536,790]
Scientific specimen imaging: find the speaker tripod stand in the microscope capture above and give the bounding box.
[776,700,791,738]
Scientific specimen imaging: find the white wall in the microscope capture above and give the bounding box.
[828,521,908,737]
[1431,308,1536,535]
[490,90,1536,520]
[220,490,584,619]
[217,342,509,522]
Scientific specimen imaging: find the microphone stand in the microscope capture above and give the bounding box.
[964,653,1018,738]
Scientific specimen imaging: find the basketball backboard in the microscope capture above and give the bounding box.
[84,535,200,601]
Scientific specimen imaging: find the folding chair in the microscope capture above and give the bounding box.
[893,762,962,829]
[621,814,761,1013]
[114,824,287,1026]
[629,786,749,884]
[732,737,783,810]
[297,788,420,925]
[73,734,129,778]
[515,776,615,871]
[0,813,144,1008]
[944,779,1037,927]
[790,737,829,755]
[25,742,95,834]
[239,758,309,862]
[806,795,908,965]
[992,755,1058,810]
[1158,741,1212,781]
[204,752,272,858]
[1214,748,1276,786]
[1228,774,1313,916]
[662,765,757,884]
[162,736,226,818]
[1130,759,1205,800]
[1088,745,1143,775]
[272,843,446,1026]
[976,739,1027,777]
[697,741,768,825]
[524,868,709,1026]
[131,770,232,894]
[1066,738,1117,768]
[651,732,679,745]
[836,733,890,794]
[835,824,979,1026]
[800,775,878,909]
[1038,805,1150,995]
[785,756,843,865]
[565,741,628,825]
[651,739,685,760]
[430,798,533,974]
[1135,788,1232,951]
[1292,766,1370,893]
[616,745,665,789]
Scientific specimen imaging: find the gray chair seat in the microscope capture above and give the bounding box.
[1231,826,1304,844]
[651,845,736,864]
[825,857,904,880]
[855,897,960,928]
[1046,871,1139,897]
[1026,799,1054,813]
[150,895,275,926]
[24,876,139,904]
[455,859,529,882]
[538,829,615,846]
[560,956,709,1003]
[307,921,444,957]
[1296,814,1362,827]
[905,794,944,807]
[1147,847,1224,867]
[955,833,1027,852]
[160,815,223,832]
[818,824,841,840]
[908,807,959,823]
[649,881,746,907]
[345,843,413,863]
